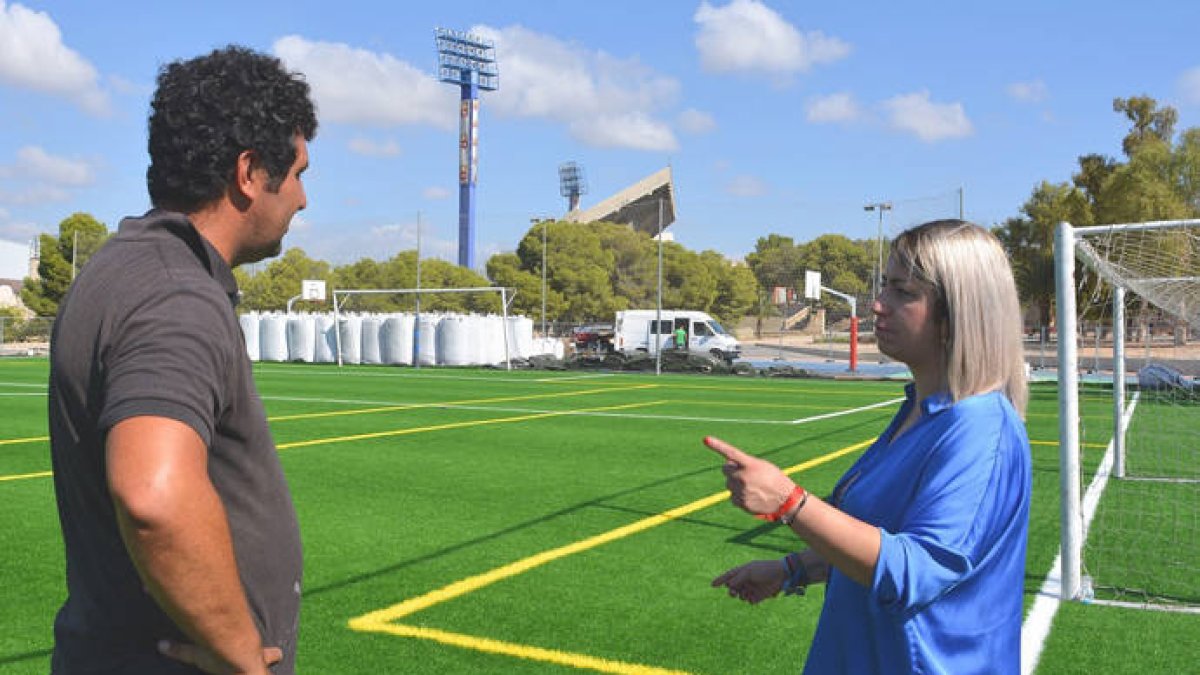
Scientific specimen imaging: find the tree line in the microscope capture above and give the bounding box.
[18,95,1199,332]
[994,96,1200,330]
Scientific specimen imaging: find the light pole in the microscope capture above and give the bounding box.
[414,211,423,369]
[655,199,664,377]
[863,202,892,302]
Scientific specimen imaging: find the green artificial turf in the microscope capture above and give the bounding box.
[1,358,1197,674]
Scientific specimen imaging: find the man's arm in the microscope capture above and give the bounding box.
[107,415,272,675]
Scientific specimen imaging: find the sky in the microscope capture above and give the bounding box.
[2,0,1200,278]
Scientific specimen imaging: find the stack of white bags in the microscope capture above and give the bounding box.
[238,312,563,366]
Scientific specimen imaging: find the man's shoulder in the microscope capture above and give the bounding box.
[79,226,225,306]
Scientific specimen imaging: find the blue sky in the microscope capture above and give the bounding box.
[1,0,1199,276]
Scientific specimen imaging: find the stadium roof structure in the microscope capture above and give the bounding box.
[562,166,676,235]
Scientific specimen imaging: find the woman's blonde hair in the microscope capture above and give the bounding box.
[891,220,1028,415]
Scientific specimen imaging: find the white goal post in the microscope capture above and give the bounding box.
[331,286,514,370]
[1055,218,1200,610]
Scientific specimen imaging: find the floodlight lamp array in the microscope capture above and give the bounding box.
[435,27,499,90]
[558,162,588,198]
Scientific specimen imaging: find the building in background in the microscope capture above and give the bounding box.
[0,238,33,315]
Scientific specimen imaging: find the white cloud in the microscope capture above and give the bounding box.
[275,28,681,153]
[286,219,458,265]
[273,35,457,128]
[1178,66,1200,107]
[883,90,973,142]
[0,184,71,205]
[364,222,456,262]
[569,111,677,152]
[471,24,680,151]
[13,146,93,185]
[422,186,451,200]
[106,73,150,97]
[287,213,312,233]
[678,108,717,134]
[0,1,109,114]
[725,174,768,197]
[693,0,850,75]
[0,146,93,208]
[805,92,861,123]
[348,137,402,157]
[1007,80,1048,103]
[0,218,38,243]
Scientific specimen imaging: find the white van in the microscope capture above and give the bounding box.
[614,310,741,363]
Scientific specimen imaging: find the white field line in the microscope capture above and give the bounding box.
[252,367,613,385]
[1020,391,1140,675]
[790,397,904,424]
[264,394,903,426]
[0,392,45,397]
[0,381,47,389]
[532,373,616,382]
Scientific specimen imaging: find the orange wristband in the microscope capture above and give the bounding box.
[756,485,807,522]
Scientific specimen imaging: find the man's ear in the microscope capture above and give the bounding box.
[234,149,262,200]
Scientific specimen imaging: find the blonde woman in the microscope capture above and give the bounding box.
[709,220,1030,674]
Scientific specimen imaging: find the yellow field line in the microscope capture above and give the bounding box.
[348,436,875,668]
[0,470,52,482]
[356,623,693,675]
[0,401,665,482]
[0,435,48,446]
[267,383,659,422]
[277,401,664,451]
[1031,439,1108,450]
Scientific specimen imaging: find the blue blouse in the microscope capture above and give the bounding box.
[803,384,1031,675]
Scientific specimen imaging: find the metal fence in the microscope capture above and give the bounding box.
[0,316,53,356]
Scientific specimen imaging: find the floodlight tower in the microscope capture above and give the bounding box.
[559,161,588,212]
[435,27,499,269]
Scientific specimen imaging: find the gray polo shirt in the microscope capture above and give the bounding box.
[48,210,302,674]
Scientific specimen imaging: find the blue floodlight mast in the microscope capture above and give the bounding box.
[435,27,498,269]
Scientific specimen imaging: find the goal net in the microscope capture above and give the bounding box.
[1056,219,1200,612]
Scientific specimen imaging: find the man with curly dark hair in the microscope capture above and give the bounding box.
[48,46,317,674]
